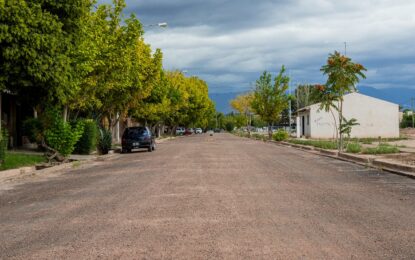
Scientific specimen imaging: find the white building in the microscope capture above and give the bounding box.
[296,92,400,139]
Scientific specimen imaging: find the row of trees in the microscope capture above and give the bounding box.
[0,0,215,158]
[230,51,367,151]
[231,66,290,139]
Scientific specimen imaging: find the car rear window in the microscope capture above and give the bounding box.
[123,128,147,138]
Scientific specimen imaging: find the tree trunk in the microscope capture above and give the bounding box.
[268,124,272,140]
[0,93,2,133]
[330,108,338,141]
[33,107,38,119]
[246,113,251,137]
[63,105,68,122]
[338,100,344,151]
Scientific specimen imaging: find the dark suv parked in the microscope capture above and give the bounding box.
[122,127,155,153]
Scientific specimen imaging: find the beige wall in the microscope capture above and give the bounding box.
[299,93,399,139]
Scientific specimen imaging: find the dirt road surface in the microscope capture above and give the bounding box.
[1,134,415,259]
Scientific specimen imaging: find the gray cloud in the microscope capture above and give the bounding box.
[121,0,415,93]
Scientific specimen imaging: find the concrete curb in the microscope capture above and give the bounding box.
[0,153,120,184]
[264,139,415,179]
[338,152,374,165]
[372,159,415,178]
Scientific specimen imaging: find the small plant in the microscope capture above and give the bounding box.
[252,133,263,140]
[44,109,85,157]
[0,128,8,165]
[98,128,112,155]
[288,139,338,150]
[361,139,373,145]
[346,142,361,153]
[72,161,81,168]
[74,119,98,155]
[362,143,400,155]
[272,129,289,141]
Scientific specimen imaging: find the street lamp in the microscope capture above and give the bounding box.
[145,22,168,28]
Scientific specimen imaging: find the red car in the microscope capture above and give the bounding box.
[184,128,193,135]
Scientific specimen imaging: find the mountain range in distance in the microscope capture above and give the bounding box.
[209,86,415,114]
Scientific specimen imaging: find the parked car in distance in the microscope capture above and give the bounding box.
[184,128,193,135]
[122,127,155,153]
[175,127,185,136]
[195,128,203,134]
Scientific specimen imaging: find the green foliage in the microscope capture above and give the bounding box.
[346,142,362,153]
[224,120,235,132]
[340,118,359,139]
[0,0,92,107]
[44,110,85,157]
[0,152,45,171]
[294,84,324,109]
[400,112,414,128]
[1,0,216,133]
[288,139,338,150]
[74,119,98,155]
[0,128,8,164]
[318,51,367,151]
[98,128,112,155]
[251,66,289,139]
[272,129,289,141]
[362,144,400,154]
[22,118,43,143]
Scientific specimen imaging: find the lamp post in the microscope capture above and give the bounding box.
[144,22,168,28]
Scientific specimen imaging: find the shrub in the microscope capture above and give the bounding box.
[74,119,98,155]
[22,118,43,143]
[346,142,361,153]
[0,128,8,164]
[288,139,338,150]
[98,128,112,155]
[252,133,263,140]
[363,143,400,155]
[272,129,289,141]
[224,121,235,132]
[44,110,85,157]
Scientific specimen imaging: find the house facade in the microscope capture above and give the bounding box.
[296,92,400,139]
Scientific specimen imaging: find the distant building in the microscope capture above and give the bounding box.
[296,92,400,139]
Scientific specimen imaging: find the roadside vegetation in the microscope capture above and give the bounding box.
[287,139,338,150]
[0,0,215,167]
[0,153,46,171]
[362,143,400,155]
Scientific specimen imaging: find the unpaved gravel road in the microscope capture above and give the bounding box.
[1,133,415,259]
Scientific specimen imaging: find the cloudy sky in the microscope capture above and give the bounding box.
[122,0,415,93]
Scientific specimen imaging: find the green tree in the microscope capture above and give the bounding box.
[295,84,323,109]
[0,0,92,121]
[251,66,290,139]
[319,51,366,150]
[230,93,254,136]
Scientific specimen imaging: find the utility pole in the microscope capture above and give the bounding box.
[344,42,347,56]
[288,82,292,134]
[412,97,414,128]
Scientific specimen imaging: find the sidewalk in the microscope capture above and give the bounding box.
[1,136,175,185]
[276,141,415,179]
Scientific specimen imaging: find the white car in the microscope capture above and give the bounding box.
[195,128,203,134]
[175,127,185,135]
